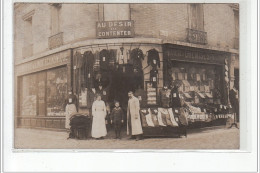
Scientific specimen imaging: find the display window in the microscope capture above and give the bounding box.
[46,67,68,116]
[19,66,68,117]
[169,61,223,104]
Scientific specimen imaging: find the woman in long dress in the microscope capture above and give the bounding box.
[91,95,107,139]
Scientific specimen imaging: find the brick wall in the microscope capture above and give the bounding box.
[14,3,238,62]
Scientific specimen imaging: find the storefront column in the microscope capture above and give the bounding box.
[67,49,73,92]
[229,53,236,89]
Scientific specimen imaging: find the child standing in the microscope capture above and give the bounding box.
[110,101,124,139]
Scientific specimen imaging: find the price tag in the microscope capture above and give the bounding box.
[69,98,72,103]
[138,96,142,100]
[88,73,90,78]
[73,66,76,70]
[173,93,177,97]
[103,57,106,61]
[103,91,106,95]
[153,60,156,64]
[224,106,227,109]
[220,105,223,109]
[166,93,170,98]
[154,109,158,113]
[175,109,178,113]
[230,105,232,108]
[204,109,206,112]
[215,108,217,112]
[153,77,156,81]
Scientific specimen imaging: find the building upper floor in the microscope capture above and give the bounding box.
[14,3,239,62]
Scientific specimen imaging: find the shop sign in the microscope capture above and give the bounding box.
[187,28,207,45]
[96,20,135,39]
[165,48,228,65]
[16,50,70,76]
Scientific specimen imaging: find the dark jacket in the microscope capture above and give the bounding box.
[99,49,110,71]
[110,107,124,123]
[159,88,171,108]
[147,49,160,68]
[130,48,144,70]
[96,87,109,102]
[170,86,181,108]
[150,68,158,87]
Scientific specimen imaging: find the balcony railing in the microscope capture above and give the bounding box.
[48,32,63,49]
[22,44,33,58]
[234,37,239,49]
[186,28,207,45]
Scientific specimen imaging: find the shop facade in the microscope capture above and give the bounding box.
[14,3,239,130]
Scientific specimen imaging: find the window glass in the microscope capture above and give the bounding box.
[46,67,67,116]
[104,4,129,21]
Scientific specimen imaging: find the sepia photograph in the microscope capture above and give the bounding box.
[13,3,240,149]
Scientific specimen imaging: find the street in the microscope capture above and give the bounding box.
[14,126,239,149]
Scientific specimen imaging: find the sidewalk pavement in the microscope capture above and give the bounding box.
[14,126,239,149]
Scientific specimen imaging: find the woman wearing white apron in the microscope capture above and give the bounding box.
[91,94,107,139]
[65,91,77,130]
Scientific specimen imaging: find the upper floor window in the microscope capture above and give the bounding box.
[189,4,204,31]
[103,4,130,21]
[50,3,61,35]
[22,10,34,58]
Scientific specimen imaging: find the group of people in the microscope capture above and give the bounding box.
[89,91,143,141]
[65,91,143,140]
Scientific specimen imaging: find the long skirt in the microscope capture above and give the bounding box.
[91,111,107,138]
[65,104,77,129]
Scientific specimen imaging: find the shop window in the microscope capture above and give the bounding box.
[103,4,130,21]
[20,74,37,116]
[189,4,204,31]
[22,10,34,58]
[169,61,223,104]
[46,67,68,116]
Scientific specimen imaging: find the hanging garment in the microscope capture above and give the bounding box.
[73,51,83,95]
[149,108,160,127]
[170,86,181,108]
[93,51,100,71]
[134,88,147,107]
[91,100,107,138]
[130,48,144,70]
[99,49,110,71]
[159,88,171,108]
[109,49,117,69]
[83,51,95,89]
[147,49,160,68]
[87,89,96,109]
[139,108,149,127]
[150,68,158,88]
[96,87,110,103]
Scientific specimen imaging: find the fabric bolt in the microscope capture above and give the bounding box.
[147,49,160,68]
[127,96,143,135]
[99,49,110,71]
[178,108,189,126]
[145,111,155,127]
[139,109,149,127]
[149,108,160,127]
[158,108,170,126]
[167,108,179,127]
[91,100,107,138]
[157,111,166,126]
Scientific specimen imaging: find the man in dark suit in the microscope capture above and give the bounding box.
[229,87,239,122]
